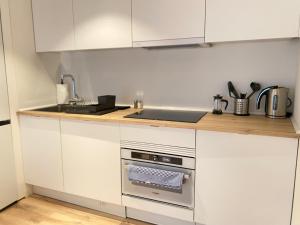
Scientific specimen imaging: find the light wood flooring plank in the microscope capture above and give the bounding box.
[0,195,151,225]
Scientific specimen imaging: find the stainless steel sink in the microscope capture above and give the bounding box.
[33,104,129,115]
[34,104,99,113]
[34,105,67,113]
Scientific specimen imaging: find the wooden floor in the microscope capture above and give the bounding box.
[0,195,151,225]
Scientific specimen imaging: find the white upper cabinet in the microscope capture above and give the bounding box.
[32,0,300,51]
[132,0,206,47]
[61,120,121,205]
[73,0,132,50]
[32,0,75,52]
[205,0,300,42]
[195,131,298,225]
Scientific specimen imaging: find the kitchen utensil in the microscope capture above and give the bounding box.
[234,98,249,116]
[247,82,261,99]
[256,86,292,118]
[213,94,228,115]
[228,81,240,98]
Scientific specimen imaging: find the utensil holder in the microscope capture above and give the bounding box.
[234,98,249,116]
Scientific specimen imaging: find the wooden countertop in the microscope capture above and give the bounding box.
[18,108,299,139]
[197,113,298,138]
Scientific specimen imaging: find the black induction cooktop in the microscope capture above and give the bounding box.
[124,109,207,123]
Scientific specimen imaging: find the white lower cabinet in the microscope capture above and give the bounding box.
[195,131,298,225]
[20,115,298,224]
[20,116,64,191]
[60,120,121,205]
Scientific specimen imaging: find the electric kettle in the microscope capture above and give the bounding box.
[256,86,292,118]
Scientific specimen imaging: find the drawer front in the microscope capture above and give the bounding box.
[120,125,195,149]
[122,195,194,222]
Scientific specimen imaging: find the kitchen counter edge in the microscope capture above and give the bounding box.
[17,109,299,139]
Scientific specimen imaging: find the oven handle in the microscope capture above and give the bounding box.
[124,164,190,181]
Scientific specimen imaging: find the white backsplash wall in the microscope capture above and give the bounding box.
[60,39,300,113]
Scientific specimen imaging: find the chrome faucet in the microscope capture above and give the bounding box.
[61,74,83,105]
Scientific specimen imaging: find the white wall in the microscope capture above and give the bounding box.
[293,48,300,131]
[8,0,60,109]
[0,0,61,198]
[61,39,300,113]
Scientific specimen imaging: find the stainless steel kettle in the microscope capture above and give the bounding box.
[256,86,292,118]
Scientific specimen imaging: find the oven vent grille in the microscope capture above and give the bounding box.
[121,140,196,158]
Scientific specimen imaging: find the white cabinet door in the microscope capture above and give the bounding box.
[195,131,298,225]
[292,147,300,225]
[0,124,17,210]
[32,0,75,52]
[73,0,132,50]
[132,0,206,47]
[61,120,121,205]
[206,0,300,42]
[19,116,63,191]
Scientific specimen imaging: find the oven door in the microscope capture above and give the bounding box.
[122,159,195,208]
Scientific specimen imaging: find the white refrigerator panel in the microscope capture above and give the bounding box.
[0,124,17,209]
[0,19,10,121]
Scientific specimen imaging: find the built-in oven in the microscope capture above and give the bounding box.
[121,148,195,208]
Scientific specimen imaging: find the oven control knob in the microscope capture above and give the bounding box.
[153,155,158,161]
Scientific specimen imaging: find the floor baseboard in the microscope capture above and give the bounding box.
[32,186,126,218]
[33,186,198,225]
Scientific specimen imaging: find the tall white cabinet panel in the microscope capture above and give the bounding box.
[132,0,206,47]
[195,131,298,225]
[0,17,17,209]
[205,0,300,42]
[0,124,17,210]
[0,21,9,121]
[32,0,75,52]
[292,148,300,225]
[61,120,121,205]
[20,116,64,191]
[73,0,132,50]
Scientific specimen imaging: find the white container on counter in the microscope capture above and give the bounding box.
[56,84,69,104]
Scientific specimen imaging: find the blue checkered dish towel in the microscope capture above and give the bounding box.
[128,165,184,191]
